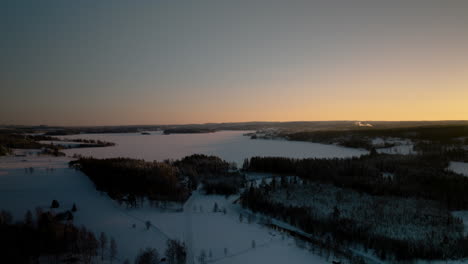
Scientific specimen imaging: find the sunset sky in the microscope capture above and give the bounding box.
[1,0,467,126]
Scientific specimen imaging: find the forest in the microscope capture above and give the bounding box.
[163,128,216,134]
[0,208,114,263]
[0,207,186,264]
[70,154,245,207]
[278,125,468,151]
[70,157,190,205]
[240,152,468,260]
[241,180,468,260]
[244,153,468,210]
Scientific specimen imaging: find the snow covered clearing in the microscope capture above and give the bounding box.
[448,161,468,177]
[372,138,416,155]
[0,153,167,261]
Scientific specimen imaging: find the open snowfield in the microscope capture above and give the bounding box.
[59,131,367,165]
[0,150,331,263]
[448,161,468,177]
[0,150,167,261]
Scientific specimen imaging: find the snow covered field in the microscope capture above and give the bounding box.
[0,151,167,261]
[448,161,468,177]
[0,151,331,263]
[373,138,416,155]
[59,131,367,165]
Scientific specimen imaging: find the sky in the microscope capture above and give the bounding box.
[1,0,467,126]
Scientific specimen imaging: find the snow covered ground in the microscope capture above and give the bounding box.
[374,138,416,155]
[448,161,468,177]
[0,151,331,264]
[2,144,466,263]
[0,151,167,262]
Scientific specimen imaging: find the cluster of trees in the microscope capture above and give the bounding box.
[63,138,116,148]
[240,180,468,261]
[245,154,468,210]
[276,125,468,151]
[71,155,245,207]
[413,142,468,162]
[40,146,66,157]
[133,240,186,264]
[282,130,374,150]
[0,209,116,263]
[163,128,216,134]
[174,154,244,195]
[0,133,116,157]
[0,134,44,150]
[71,157,190,205]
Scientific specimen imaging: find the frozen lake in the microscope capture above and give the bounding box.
[60,131,367,165]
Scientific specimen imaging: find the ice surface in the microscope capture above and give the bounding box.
[59,131,367,166]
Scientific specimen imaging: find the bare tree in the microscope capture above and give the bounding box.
[198,250,207,264]
[99,232,108,261]
[110,237,117,263]
[165,239,186,264]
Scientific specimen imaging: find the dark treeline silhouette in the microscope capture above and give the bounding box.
[241,183,468,261]
[279,125,468,150]
[245,153,468,210]
[0,134,44,150]
[174,154,244,195]
[65,138,115,147]
[0,133,116,157]
[131,240,186,264]
[163,128,216,135]
[70,157,189,205]
[0,209,105,263]
[71,154,245,207]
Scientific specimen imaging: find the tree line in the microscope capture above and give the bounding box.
[0,208,117,263]
[240,177,468,261]
[70,154,245,207]
[244,153,468,210]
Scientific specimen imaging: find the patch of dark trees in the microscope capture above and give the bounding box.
[0,209,103,263]
[55,138,116,149]
[0,134,45,150]
[70,154,245,207]
[280,125,468,150]
[173,154,245,196]
[0,134,115,157]
[241,183,468,261]
[70,157,190,205]
[244,154,468,210]
[133,240,186,264]
[163,128,216,135]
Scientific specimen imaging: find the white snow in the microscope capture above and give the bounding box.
[0,152,331,264]
[377,144,415,155]
[0,153,166,261]
[448,161,468,177]
[59,131,367,166]
[372,138,416,155]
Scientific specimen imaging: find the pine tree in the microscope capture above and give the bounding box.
[51,199,59,208]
